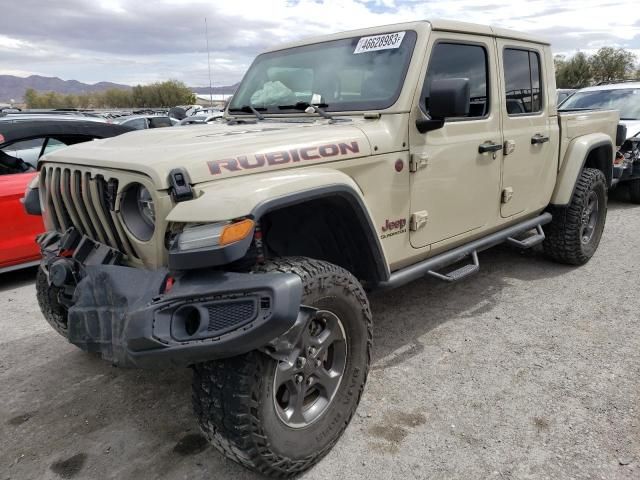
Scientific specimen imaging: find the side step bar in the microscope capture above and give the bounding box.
[506,224,546,249]
[428,251,479,283]
[378,213,552,290]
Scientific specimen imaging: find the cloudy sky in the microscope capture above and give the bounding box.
[1,0,639,87]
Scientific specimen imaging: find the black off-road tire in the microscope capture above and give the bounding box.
[543,168,607,265]
[628,179,640,204]
[36,267,69,337]
[192,257,372,478]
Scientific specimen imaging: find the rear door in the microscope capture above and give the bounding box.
[497,41,558,217]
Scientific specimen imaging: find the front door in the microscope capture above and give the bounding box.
[409,34,502,248]
[497,40,557,217]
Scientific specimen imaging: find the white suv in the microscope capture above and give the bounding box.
[560,81,640,139]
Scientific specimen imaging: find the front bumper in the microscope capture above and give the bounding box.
[39,232,303,368]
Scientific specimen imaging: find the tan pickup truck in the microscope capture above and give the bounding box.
[28,20,619,477]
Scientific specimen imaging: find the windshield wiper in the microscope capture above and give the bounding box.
[277,102,334,121]
[228,105,266,120]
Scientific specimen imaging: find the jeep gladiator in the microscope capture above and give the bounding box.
[28,20,619,477]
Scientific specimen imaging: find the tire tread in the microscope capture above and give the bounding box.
[192,257,372,478]
[543,168,607,265]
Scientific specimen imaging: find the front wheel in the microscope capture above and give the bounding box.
[543,168,607,265]
[36,267,69,338]
[192,257,372,477]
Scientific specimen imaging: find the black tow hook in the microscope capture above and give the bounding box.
[49,259,75,288]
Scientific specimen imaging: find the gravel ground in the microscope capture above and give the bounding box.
[1,193,639,480]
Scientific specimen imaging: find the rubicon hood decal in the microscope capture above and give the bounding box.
[41,121,372,188]
[208,141,360,175]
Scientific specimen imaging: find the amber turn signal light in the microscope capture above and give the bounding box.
[220,219,255,246]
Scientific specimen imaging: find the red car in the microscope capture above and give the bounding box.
[0,170,42,272]
[0,119,134,273]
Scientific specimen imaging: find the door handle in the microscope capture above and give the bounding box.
[478,142,503,154]
[531,134,550,145]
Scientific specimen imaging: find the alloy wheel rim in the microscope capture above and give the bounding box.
[273,310,348,429]
[580,191,599,245]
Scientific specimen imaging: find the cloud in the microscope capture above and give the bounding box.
[0,0,638,86]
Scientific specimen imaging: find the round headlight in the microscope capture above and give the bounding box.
[121,183,155,241]
[137,186,155,228]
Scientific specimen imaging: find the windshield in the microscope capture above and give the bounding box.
[559,88,640,120]
[229,31,417,113]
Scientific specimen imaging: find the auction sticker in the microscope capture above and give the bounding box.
[354,31,406,54]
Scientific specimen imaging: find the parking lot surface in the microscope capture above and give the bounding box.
[1,194,639,480]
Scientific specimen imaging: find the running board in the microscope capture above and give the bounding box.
[428,251,479,282]
[506,225,546,249]
[378,213,552,290]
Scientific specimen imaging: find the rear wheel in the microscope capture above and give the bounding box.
[192,257,372,477]
[628,179,640,204]
[36,268,69,338]
[543,168,607,265]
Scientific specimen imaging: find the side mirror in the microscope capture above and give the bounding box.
[416,78,471,133]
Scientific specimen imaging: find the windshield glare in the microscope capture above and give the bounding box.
[559,88,640,120]
[229,31,417,113]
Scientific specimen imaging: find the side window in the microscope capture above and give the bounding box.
[43,138,68,156]
[0,138,44,173]
[124,118,148,130]
[422,42,489,119]
[503,48,543,115]
[149,117,172,128]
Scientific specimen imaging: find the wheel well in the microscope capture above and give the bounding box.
[258,196,386,285]
[584,143,613,187]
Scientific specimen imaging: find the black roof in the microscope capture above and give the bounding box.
[0,119,134,145]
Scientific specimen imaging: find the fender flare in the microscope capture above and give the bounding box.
[166,168,390,282]
[251,184,390,283]
[551,135,613,206]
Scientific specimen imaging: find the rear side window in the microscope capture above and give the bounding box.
[149,117,172,128]
[503,48,543,115]
[123,118,148,130]
[422,42,489,119]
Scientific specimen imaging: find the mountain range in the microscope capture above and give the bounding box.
[0,75,239,103]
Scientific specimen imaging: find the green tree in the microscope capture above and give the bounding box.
[554,54,566,74]
[23,79,195,109]
[23,88,40,108]
[589,47,637,83]
[556,52,592,88]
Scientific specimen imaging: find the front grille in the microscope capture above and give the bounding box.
[40,166,138,260]
[207,300,257,334]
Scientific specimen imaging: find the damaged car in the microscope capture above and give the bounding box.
[559,81,640,202]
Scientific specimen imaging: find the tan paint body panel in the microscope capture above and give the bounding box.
[40,20,618,274]
[44,121,373,188]
[496,41,558,218]
[557,110,619,171]
[408,30,503,248]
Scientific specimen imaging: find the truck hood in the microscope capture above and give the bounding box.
[43,120,372,189]
[621,119,640,139]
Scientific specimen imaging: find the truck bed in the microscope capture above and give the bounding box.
[557,109,619,170]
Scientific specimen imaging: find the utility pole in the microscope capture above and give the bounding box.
[205,17,213,107]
